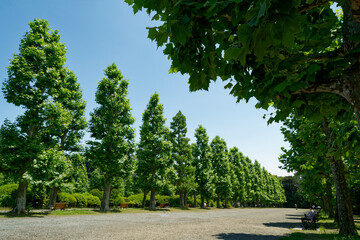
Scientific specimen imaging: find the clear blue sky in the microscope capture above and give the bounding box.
[0,0,291,176]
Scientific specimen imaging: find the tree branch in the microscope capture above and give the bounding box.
[305,49,344,62]
[298,0,331,13]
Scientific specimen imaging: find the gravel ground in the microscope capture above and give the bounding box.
[0,208,306,240]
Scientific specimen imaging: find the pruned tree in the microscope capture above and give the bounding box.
[1,19,79,214]
[210,136,233,208]
[169,111,194,208]
[192,125,213,208]
[87,63,135,212]
[136,93,171,210]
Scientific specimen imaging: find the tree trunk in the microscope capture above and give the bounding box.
[201,195,205,209]
[225,197,229,208]
[100,177,111,212]
[193,194,197,208]
[323,118,358,236]
[12,179,28,214]
[150,189,156,210]
[216,193,220,208]
[184,192,188,206]
[179,189,185,208]
[142,191,147,208]
[325,177,335,218]
[329,156,358,235]
[47,186,59,209]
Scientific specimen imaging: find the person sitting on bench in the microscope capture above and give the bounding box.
[301,206,316,223]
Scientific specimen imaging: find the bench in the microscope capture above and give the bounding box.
[52,202,67,210]
[159,203,169,208]
[119,203,128,209]
[302,212,319,230]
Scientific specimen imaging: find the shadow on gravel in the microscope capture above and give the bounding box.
[213,233,279,240]
[263,222,299,229]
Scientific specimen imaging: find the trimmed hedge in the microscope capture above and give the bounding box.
[89,189,103,201]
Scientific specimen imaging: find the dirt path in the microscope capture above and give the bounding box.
[0,208,306,240]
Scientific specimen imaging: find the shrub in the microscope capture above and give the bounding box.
[0,184,18,207]
[89,189,103,201]
[83,193,101,207]
[128,193,149,207]
[57,192,77,207]
[169,195,180,207]
[73,193,87,207]
[155,195,170,205]
[110,194,125,206]
[187,196,201,207]
[27,184,48,208]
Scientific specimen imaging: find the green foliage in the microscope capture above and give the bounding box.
[193,126,213,200]
[87,63,135,210]
[155,195,170,205]
[72,193,87,208]
[82,193,101,207]
[136,93,172,209]
[210,136,233,200]
[89,189,104,201]
[0,184,18,207]
[57,192,77,207]
[128,194,150,207]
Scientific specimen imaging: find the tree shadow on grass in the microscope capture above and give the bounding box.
[0,211,50,218]
[213,233,280,240]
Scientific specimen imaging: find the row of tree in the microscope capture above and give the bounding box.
[0,19,285,214]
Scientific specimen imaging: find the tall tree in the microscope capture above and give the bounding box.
[210,136,233,208]
[192,126,213,208]
[280,115,359,235]
[136,93,171,210]
[1,19,77,214]
[169,111,194,208]
[229,147,246,207]
[126,2,360,235]
[87,63,135,212]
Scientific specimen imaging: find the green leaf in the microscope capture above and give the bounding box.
[224,48,242,61]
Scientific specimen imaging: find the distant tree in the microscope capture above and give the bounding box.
[210,136,233,208]
[229,148,246,207]
[192,125,213,208]
[87,63,135,212]
[136,93,171,210]
[169,111,194,208]
[1,19,79,214]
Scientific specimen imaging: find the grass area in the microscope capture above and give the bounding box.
[0,206,221,218]
[279,215,360,240]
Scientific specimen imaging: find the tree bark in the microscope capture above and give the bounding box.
[216,193,221,208]
[325,177,335,218]
[329,156,357,235]
[47,186,59,209]
[225,197,229,208]
[142,191,147,208]
[179,189,185,208]
[12,179,28,214]
[149,189,156,210]
[184,192,188,206]
[201,195,205,209]
[322,118,358,236]
[100,177,111,212]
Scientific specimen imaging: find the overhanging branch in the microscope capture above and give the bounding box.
[298,0,331,13]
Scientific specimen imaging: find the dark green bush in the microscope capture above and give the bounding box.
[169,195,180,207]
[27,184,48,208]
[110,194,125,206]
[0,184,18,207]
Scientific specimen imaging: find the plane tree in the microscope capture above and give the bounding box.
[86,63,135,212]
